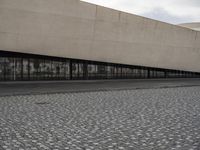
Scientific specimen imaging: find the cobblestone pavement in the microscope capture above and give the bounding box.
[1,87,200,150]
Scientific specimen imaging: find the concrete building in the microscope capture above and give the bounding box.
[0,0,200,81]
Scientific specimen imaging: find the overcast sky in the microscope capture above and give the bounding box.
[82,0,200,24]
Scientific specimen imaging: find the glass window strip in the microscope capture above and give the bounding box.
[0,52,200,81]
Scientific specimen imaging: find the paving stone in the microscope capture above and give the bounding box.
[1,87,200,149]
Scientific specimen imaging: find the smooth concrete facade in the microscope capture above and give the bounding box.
[0,0,200,72]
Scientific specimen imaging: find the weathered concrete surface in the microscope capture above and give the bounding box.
[0,0,200,72]
[1,86,200,149]
[0,78,200,96]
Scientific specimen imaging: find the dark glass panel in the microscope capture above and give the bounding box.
[141,69,148,78]
[23,58,29,80]
[126,68,133,78]
[4,57,14,81]
[113,66,118,78]
[97,65,107,79]
[106,65,113,79]
[156,71,165,78]
[88,64,97,79]
[121,67,127,78]
[150,70,157,78]
[0,57,4,81]
[1,51,200,81]
[59,61,67,80]
[39,59,45,80]
[72,62,79,79]
[113,66,121,78]
[14,58,22,80]
[134,69,141,78]
[72,62,84,79]
[43,59,51,80]
[29,58,39,80]
[65,61,70,79]
[167,71,176,78]
[52,60,62,80]
[78,63,84,78]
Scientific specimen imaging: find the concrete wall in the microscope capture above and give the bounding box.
[0,0,200,72]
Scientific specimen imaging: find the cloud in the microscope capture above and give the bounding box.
[141,8,193,24]
[82,0,200,24]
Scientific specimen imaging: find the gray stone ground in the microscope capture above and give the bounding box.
[1,78,200,97]
[1,87,200,150]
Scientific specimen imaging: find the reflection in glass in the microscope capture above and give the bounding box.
[4,57,14,80]
[15,58,22,80]
[0,57,4,81]
[23,58,29,80]
[0,52,199,81]
[72,63,79,79]
[64,61,70,79]
[88,64,97,79]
